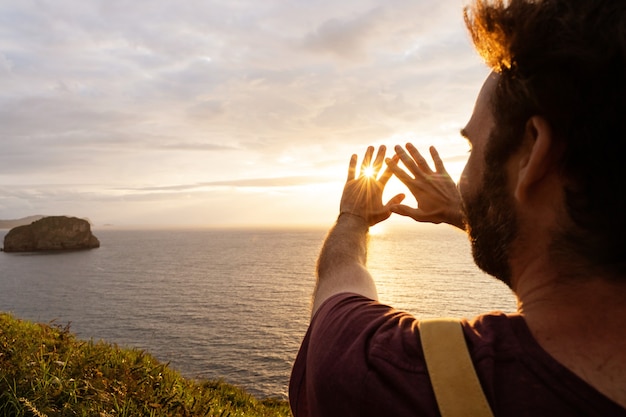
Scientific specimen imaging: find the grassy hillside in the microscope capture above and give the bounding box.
[0,313,291,416]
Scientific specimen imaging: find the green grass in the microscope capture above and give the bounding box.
[0,313,292,417]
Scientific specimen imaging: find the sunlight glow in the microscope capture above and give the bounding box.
[363,165,376,178]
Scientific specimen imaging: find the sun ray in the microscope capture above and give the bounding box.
[363,165,376,178]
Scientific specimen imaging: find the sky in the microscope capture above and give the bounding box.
[0,0,490,228]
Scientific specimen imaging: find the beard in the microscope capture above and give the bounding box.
[463,159,518,288]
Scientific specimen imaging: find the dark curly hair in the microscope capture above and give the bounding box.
[464,0,626,278]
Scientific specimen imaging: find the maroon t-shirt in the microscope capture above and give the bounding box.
[289,293,626,417]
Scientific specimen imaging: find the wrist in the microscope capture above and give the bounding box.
[337,212,370,229]
[447,209,466,230]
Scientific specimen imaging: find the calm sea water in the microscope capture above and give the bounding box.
[0,225,516,398]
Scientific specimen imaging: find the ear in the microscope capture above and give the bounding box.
[514,116,554,202]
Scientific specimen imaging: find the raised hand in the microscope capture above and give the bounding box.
[386,143,465,229]
[339,145,405,226]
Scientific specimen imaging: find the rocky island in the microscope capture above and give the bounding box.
[2,216,100,252]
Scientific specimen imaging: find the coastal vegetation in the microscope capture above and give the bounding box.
[0,313,291,416]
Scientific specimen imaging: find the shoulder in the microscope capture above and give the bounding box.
[291,293,435,416]
[462,313,626,416]
[311,293,518,356]
[310,293,427,363]
[308,293,521,366]
[290,294,517,416]
[462,312,526,359]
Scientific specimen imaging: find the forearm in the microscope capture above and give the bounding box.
[317,213,368,277]
[312,213,378,316]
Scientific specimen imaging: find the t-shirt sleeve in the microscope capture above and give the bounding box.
[289,293,439,417]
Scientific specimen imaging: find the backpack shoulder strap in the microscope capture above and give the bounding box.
[418,318,494,417]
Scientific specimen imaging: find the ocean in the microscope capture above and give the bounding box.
[0,225,516,399]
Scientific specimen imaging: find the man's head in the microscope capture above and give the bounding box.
[462,0,626,281]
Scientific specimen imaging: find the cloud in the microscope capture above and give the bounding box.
[117,175,335,192]
[302,8,385,61]
[0,0,488,226]
[155,142,237,152]
[0,52,14,73]
[0,97,139,137]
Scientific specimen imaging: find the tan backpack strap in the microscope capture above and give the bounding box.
[419,318,494,417]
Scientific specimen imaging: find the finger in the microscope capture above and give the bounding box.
[379,155,399,186]
[347,154,358,182]
[385,157,415,185]
[394,145,425,179]
[372,145,386,174]
[406,143,433,175]
[360,146,375,176]
[429,146,450,175]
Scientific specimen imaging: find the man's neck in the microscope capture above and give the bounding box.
[515,265,626,408]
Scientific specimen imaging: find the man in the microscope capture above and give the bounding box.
[289,0,626,415]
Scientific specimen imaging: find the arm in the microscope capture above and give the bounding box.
[312,146,405,316]
[387,143,465,230]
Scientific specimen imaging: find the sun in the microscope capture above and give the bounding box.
[363,165,376,178]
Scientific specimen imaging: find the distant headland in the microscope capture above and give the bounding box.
[2,216,100,253]
[0,215,46,230]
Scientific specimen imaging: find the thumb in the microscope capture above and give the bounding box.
[386,193,405,207]
[391,205,432,223]
[389,204,416,217]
